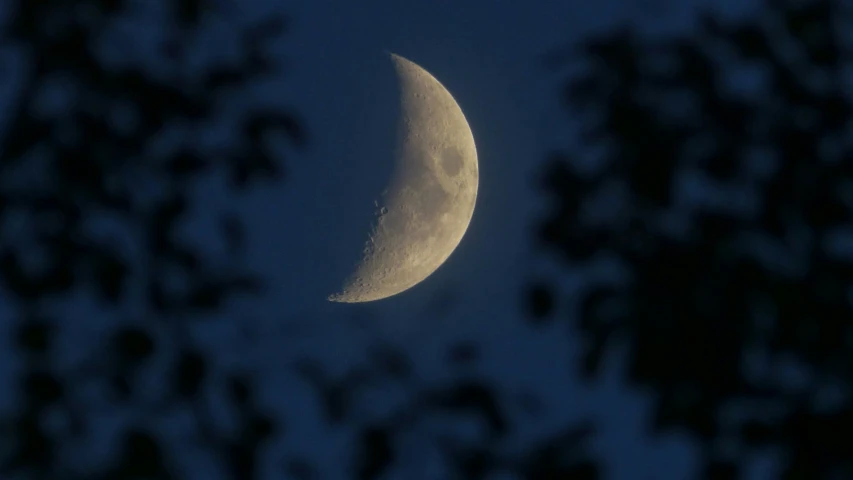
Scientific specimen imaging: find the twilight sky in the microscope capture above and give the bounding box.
[0,0,783,478]
[228,1,773,478]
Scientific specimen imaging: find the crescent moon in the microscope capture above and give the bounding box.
[328,53,479,303]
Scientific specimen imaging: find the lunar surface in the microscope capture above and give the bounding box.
[328,53,479,303]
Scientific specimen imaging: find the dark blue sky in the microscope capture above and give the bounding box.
[0,0,783,478]
[228,1,747,478]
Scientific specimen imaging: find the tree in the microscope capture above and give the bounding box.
[533,0,853,477]
[0,0,304,478]
[289,340,600,479]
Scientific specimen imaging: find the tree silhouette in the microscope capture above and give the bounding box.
[0,0,304,478]
[534,0,853,478]
[288,340,600,479]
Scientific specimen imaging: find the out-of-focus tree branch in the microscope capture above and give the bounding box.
[533,0,853,477]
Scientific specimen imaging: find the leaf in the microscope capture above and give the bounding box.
[172,0,205,28]
[353,426,393,480]
[520,424,598,480]
[115,428,169,478]
[93,248,130,303]
[162,149,210,178]
[225,443,256,479]
[448,447,492,479]
[1,117,50,163]
[248,413,275,442]
[21,369,63,406]
[113,325,156,365]
[173,350,206,398]
[429,382,507,438]
[741,419,777,447]
[293,360,362,424]
[245,109,307,149]
[147,194,188,254]
[727,23,772,60]
[14,317,53,354]
[702,459,738,480]
[4,411,54,474]
[186,274,261,312]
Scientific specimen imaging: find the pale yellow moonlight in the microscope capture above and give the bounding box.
[328,53,479,303]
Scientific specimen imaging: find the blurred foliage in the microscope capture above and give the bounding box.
[535,0,853,478]
[293,347,600,480]
[0,1,602,479]
[0,0,303,478]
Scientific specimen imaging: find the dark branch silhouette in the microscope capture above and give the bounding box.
[534,0,853,478]
[0,1,303,478]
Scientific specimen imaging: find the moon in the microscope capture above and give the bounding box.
[328,53,479,303]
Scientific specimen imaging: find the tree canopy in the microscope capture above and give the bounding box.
[534,0,853,477]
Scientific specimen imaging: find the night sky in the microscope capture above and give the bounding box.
[233,0,771,478]
[0,0,791,478]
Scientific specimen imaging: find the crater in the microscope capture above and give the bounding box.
[441,147,463,176]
